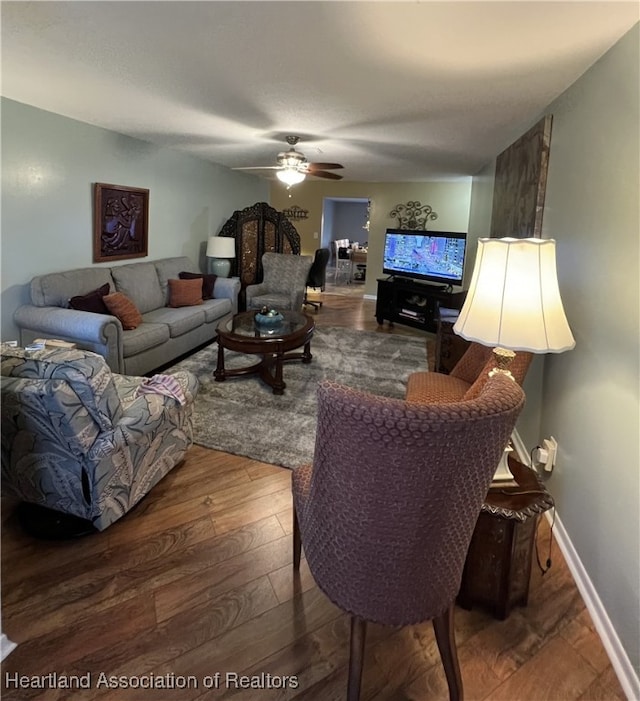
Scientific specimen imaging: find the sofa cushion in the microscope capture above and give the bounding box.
[104,292,143,330]
[142,307,206,338]
[30,268,115,308]
[111,262,164,313]
[154,257,200,305]
[168,278,203,308]
[201,297,232,323]
[69,283,111,314]
[179,271,217,299]
[121,323,170,358]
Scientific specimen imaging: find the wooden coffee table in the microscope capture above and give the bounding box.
[214,310,315,395]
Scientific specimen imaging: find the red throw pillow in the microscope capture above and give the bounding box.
[103,292,143,330]
[168,278,204,308]
[178,271,217,299]
[69,283,111,314]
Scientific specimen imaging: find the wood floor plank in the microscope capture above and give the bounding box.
[63,576,281,701]
[202,615,350,700]
[399,640,503,701]
[211,487,293,536]
[199,470,291,514]
[482,635,598,701]
[267,558,316,605]
[560,608,613,675]
[245,460,288,480]
[2,593,156,680]
[153,587,342,689]
[275,506,294,535]
[578,666,627,701]
[153,532,291,622]
[137,449,253,513]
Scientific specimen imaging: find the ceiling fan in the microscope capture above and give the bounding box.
[233,135,344,186]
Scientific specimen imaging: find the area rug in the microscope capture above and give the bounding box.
[166,326,427,469]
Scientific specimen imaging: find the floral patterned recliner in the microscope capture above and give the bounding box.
[1,344,198,531]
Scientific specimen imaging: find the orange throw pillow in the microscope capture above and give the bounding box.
[168,278,203,308]
[103,292,143,330]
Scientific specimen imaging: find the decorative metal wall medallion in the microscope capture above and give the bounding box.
[389,201,438,230]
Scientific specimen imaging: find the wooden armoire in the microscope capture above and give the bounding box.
[219,201,301,310]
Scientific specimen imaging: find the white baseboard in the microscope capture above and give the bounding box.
[511,429,531,466]
[545,505,639,700]
[513,429,638,699]
[1,633,17,661]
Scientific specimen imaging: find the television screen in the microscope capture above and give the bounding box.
[382,229,467,286]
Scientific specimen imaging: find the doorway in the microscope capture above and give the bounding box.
[317,197,370,296]
[320,197,370,263]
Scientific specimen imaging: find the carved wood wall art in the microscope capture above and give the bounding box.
[389,201,438,230]
[94,183,149,263]
[490,115,553,239]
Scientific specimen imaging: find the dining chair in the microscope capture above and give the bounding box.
[333,239,352,284]
[303,247,331,311]
[292,374,525,700]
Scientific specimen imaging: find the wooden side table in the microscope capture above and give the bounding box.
[434,308,470,374]
[457,458,554,619]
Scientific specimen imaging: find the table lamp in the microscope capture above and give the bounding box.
[206,236,235,277]
[453,237,575,480]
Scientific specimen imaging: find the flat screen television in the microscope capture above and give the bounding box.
[382,229,467,286]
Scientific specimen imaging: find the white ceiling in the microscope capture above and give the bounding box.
[2,1,638,182]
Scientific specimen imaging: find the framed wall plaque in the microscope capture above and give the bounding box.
[93,183,149,263]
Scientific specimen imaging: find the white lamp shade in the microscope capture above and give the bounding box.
[276,168,306,186]
[453,237,575,353]
[206,236,235,259]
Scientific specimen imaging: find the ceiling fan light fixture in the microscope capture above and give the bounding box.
[276,168,306,186]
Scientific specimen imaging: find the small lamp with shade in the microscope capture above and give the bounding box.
[206,236,236,277]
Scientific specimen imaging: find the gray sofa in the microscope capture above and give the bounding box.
[14,256,240,376]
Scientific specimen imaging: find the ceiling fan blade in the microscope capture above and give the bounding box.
[232,166,282,171]
[309,170,343,180]
[306,162,344,171]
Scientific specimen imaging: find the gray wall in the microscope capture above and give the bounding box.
[468,24,639,676]
[1,98,268,341]
[333,200,369,245]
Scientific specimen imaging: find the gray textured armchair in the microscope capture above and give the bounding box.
[245,252,313,312]
[1,345,198,531]
[292,375,525,700]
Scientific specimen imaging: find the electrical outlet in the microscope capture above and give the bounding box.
[543,436,558,472]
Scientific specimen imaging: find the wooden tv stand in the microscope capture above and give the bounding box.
[375,277,466,333]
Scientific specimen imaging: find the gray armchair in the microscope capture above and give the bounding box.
[292,375,525,700]
[1,345,198,531]
[245,252,313,312]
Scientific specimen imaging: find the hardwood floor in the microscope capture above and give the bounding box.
[1,288,625,700]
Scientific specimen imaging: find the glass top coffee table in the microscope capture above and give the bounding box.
[214,310,315,395]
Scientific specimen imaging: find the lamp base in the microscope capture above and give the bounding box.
[208,258,231,277]
[489,346,516,380]
[493,445,515,482]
